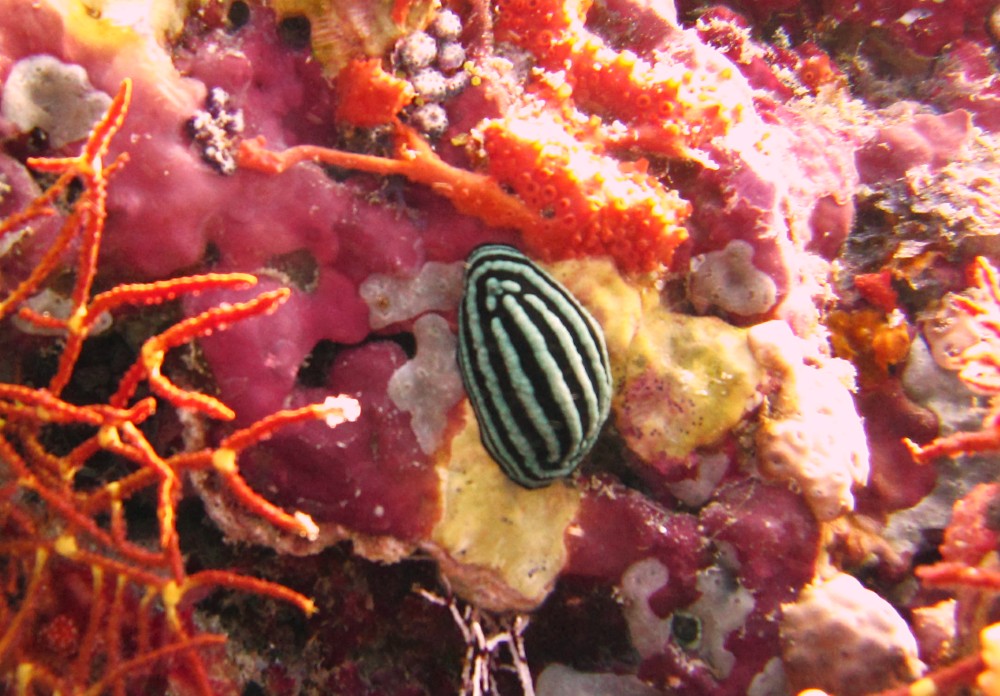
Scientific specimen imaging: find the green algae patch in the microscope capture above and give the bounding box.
[615,311,763,463]
[430,403,581,611]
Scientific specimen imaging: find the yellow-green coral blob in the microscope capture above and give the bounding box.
[430,402,580,611]
[616,311,763,462]
[553,257,762,466]
[62,0,188,44]
[547,257,647,386]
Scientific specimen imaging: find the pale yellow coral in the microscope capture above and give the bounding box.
[556,257,763,465]
[979,623,1000,696]
[617,311,763,462]
[429,402,581,612]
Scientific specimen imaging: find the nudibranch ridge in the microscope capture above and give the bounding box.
[457,244,612,488]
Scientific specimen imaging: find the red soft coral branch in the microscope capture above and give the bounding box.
[0,79,357,695]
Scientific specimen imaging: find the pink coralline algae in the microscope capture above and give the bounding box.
[928,40,1000,132]
[2,0,1000,693]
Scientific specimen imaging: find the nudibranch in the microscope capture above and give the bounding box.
[457,244,612,488]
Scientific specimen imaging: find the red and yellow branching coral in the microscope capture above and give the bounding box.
[0,80,360,694]
[907,256,1000,462]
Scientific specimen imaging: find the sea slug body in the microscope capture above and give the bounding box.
[457,244,612,488]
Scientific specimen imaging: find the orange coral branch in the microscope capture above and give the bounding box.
[186,570,317,616]
[83,633,227,696]
[239,130,538,231]
[112,287,289,419]
[0,77,365,694]
[906,429,1000,463]
[87,273,258,317]
[916,561,1000,589]
[239,116,690,272]
[0,549,48,665]
[0,384,154,427]
[72,566,108,687]
[19,80,134,396]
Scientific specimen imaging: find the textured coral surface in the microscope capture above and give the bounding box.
[2,0,1000,694]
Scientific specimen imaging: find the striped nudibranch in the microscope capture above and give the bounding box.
[457,244,612,488]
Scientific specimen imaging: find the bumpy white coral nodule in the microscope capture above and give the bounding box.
[781,573,925,696]
[749,320,869,521]
[395,30,438,72]
[429,8,463,42]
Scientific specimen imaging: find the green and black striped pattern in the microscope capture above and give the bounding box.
[457,244,612,488]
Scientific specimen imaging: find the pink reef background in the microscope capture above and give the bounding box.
[1,0,1000,694]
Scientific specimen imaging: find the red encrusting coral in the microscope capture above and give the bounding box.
[493,0,740,157]
[334,57,414,128]
[0,80,361,694]
[234,0,730,275]
[478,110,691,271]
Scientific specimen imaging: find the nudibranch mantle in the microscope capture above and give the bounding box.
[457,244,613,488]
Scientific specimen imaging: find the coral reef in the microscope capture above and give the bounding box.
[1,0,999,693]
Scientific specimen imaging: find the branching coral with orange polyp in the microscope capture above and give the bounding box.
[239,112,690,273]
[0,79,361,694]
[907,257,1000,462]
[493,0,741,158]
[236,0,710,275]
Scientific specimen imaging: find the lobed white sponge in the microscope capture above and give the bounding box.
[2,55,111,148]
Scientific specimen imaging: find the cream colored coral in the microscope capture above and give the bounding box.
[1,56,112,149]
[689,239,778,317]
[781,573,925,696]
[387,314,465,454]
[429,402,581,612]
[749,320,869,521]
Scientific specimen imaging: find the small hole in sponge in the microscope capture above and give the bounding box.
[226,1,250,30]
[278,16,311,50]
[296,334,417,388]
